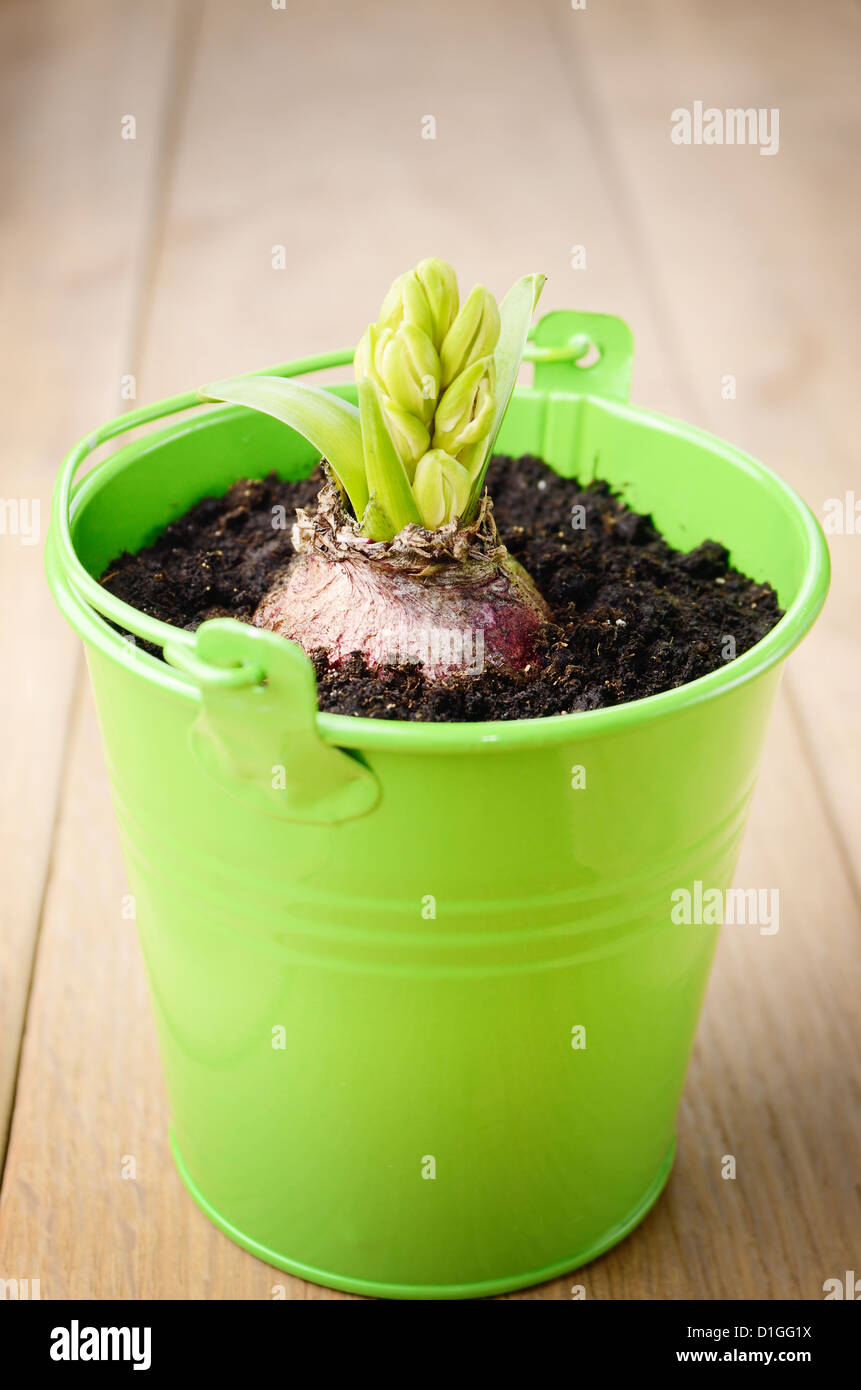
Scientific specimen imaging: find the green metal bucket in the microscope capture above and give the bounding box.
[46,313,829,1299]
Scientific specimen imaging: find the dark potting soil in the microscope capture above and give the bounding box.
[100,456,782,721]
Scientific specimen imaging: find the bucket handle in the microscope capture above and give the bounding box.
[182,618,382,824]
[531,311,634,398]
[51,350,356,675]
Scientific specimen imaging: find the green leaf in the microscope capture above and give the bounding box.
[199,376,369,518]
[356,377,421,537]
[463,272,546,517]
[358,496,396,541]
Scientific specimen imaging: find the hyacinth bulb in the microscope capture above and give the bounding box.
[252,484,550,679]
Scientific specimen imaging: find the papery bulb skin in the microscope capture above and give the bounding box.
[253,483,550,680]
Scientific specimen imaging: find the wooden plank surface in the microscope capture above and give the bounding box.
[1,0,858,1300]
[0,0,179,1165]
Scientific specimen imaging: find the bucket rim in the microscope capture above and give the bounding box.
[47,377,830,754]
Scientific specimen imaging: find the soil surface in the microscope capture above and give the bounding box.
[101,456,782,720]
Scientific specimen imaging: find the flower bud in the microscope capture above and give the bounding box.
[376,322,440,426]
[378,271,435,341]
[415,257,459,348]
[439,285,500,388]
[432,356,495,458]
[378,393,429,477]
[412,449,471,529]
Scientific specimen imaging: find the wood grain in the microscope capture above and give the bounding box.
[0,0,858,1300]
[0,0,179,1164]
